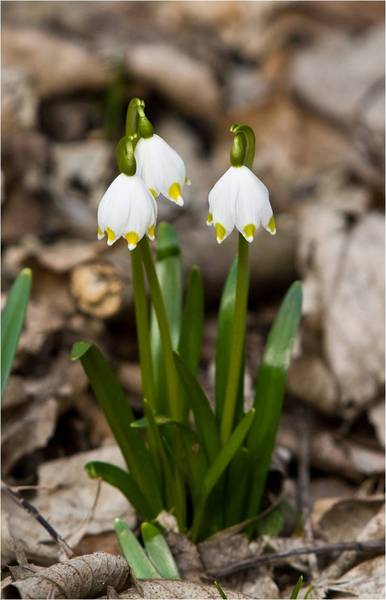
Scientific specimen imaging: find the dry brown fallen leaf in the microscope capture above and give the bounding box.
[71,262,124,318]
[323,504,385,580]
[278,424,385,481]
[311,496,384,544]
[3,552,130,599]
[117,579,248,599]
[2,353,87,474]
[2,446,136,566]
[327,554,385,599]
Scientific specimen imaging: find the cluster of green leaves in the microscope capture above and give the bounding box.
[73,223,302,541]
[1,269,32,397]
[115,519,180,579]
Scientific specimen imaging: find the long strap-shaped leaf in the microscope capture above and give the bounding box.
[150,223,182,414]
[179,266,204,376]
[1,268,32,396]
[190,408,255,541]
[141,522,180,579]
[85,461,155,520]
[246,281,302,517]
[173,352,220,463]
[215,258,237,420]
[71,341,162,515]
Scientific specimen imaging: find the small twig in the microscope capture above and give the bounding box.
[298,407,319,579]
[1,482,75,558]
[208,539,385,577]
[65,477,102,547]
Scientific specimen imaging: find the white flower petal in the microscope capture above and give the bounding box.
[208,167,239,242]
[207,165,275,243]
[135,134,186,204]
[97,173,132,244]
[97,174,157,249]
[123,177,157,250]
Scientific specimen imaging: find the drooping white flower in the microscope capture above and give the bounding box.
[135,134,188,206]
[207,165,276,244]
[97,173,157,250]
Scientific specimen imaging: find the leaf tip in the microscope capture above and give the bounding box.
[70,340,92,361]
[20,267,32,279]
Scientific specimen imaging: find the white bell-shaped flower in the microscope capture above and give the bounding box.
[207,165,276,244]
[97,173,157,250]
[135,134,187,206]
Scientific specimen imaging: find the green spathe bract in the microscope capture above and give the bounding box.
[74,98,303,543]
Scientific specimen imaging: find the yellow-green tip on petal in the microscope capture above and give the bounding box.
[168,182,184,206]
[125,231,139,250]
[243,224,256,242]
[185,176,192,186]
[206,212,213,225]
[106,228,116,246]
[97,226,104,240]
[215,222,226,243]
[147,225,156,240]
[149,188,158,199]
[267,215,276,235]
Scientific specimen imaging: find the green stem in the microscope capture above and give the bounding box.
[125,97,144,140]
[220,235,249,444]
[139,238,182,422]
[130,249,156,410]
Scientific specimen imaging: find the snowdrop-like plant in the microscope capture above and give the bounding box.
[72,98,303,543]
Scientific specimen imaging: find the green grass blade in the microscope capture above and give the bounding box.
[179,266,204,375]
[304,585,314,599]
[215,258,237,420]
[224,447,250,527]
[143,399,186,530]
[141,522,180,579]
[246,281,302,518]
[130,415,179,428]
[173,352,220,463]
[191,409,255,541]
[290,575,304,599]
[203,409,255,498]
[114,519,160,579]
[71,341,163,515]
[133,412,207,509]
[85,461,154,520]
[1,268,32,396]
[214,581,228,599]
[150,222,182,413]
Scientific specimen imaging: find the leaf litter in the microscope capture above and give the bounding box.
[2,1,384,598]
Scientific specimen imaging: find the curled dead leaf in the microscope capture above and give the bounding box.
[71,262,124,318]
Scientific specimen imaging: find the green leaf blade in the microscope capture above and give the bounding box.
[173,352,220,463]
[150,222,182,413]
[246,281,302,518]
[71,341,163,515]
[141,522,180,579]
[114,519,160,579]
[215,258,237,420]
[1,268,32,396]
[191,408,255,541]
[179,266,204,375]
[290,575,304,599]
[85,461,154,521]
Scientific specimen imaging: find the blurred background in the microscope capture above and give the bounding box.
[1,0,385,570]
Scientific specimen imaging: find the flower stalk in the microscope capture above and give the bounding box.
[220,125,255,444]
[220,234,250,444]
[139,237,182,422]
